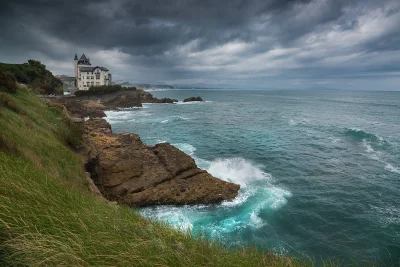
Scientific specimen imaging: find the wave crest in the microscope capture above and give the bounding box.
[344,128,385,143]
[207,157,271,186]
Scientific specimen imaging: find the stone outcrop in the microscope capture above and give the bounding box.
[183,96,204,102]
[138,89,178,103]
[81,118,240,206]
[52,90,142,118]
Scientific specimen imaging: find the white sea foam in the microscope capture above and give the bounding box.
[220,187,256,207]
[173,143,197,155]
[207,157,271,186]
[105,110,152,124]
[362,139,400,174]
[385,163,400,174]
[139,155,292,235]
[362,139,375,153]
[370,204,400,227]
[250,211,265,228]
[175,101,212,105]
[139,206,194,231]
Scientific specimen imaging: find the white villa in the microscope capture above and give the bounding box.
[74,54,112,90]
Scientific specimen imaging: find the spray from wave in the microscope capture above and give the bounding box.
[357,131,399,174]
[139,145,291,236]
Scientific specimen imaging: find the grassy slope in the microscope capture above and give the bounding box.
[0,88,316,266]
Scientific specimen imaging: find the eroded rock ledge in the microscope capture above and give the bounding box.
[81,118,240,206]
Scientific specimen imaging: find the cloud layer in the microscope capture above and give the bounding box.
[1,0,400,89]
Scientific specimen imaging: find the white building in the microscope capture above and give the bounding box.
[74,54,112,90]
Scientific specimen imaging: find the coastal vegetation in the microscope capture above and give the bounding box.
[0,60,63,95]
[0,69,317,266]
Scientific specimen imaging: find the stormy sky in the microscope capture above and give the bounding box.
[1,0,400,90]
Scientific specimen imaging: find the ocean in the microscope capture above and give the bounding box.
[105,89,400,264]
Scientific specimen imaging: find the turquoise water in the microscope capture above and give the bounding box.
[105,89,400,264]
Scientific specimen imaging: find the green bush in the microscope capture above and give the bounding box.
[0,66,18,93]
[0,60,63,95]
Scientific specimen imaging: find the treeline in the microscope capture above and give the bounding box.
[0,60,63,95]
[74,84,136,96]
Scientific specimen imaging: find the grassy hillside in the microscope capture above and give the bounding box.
[0,84,318,266]
[0,60,63,95]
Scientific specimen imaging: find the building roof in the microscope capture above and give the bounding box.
[79,66,109,72]
[77,54,91,65]
[74,54,78,60]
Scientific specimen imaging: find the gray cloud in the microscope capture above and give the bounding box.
[0,0,399,90]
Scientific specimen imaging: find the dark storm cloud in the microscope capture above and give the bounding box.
[1,0,400,89]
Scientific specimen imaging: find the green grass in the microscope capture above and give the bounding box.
[0,88,323,266]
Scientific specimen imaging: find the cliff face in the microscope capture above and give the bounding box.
[81,118,240,206]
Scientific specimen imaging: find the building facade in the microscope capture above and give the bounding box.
[74,54,112,90]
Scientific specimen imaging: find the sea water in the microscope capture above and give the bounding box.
[105,89,400,264]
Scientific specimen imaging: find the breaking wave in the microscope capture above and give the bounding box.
[139,148,291,235]
[344,128,385,143]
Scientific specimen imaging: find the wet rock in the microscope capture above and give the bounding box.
[183,96,204,102]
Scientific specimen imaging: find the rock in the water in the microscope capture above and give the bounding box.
[139,89,178,103]
[183,96,204,102]
[81,119,239,206]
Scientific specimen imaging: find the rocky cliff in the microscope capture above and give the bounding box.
[81,118,240,206]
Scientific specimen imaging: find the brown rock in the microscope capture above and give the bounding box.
[80,118,240,207]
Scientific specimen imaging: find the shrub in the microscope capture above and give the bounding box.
[0,60,63,95]
[0,66,18,93]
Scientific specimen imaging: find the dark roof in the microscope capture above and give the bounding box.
[79,54,87,61]
[79,66,109,72]
[74,54,78,60]
[77,53,91,65]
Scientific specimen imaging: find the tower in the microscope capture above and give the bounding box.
[74,54,78,87]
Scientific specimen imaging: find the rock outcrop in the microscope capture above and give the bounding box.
[81,118,240,206]
[60,100,107,118]
[52,90,143,118]
[139,89,178,103]
[183,96,204,102]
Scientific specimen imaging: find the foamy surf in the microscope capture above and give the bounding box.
[385,163,400,174]
[362,139,399,174]
[175,101,212,105]
[207,157,271,186]
[139,150,291,235]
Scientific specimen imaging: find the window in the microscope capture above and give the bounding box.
[96,73,100,79]
[96,82,100,86]
[91,82,94,86]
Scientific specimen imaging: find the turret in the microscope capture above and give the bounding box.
[74,54,78,87]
